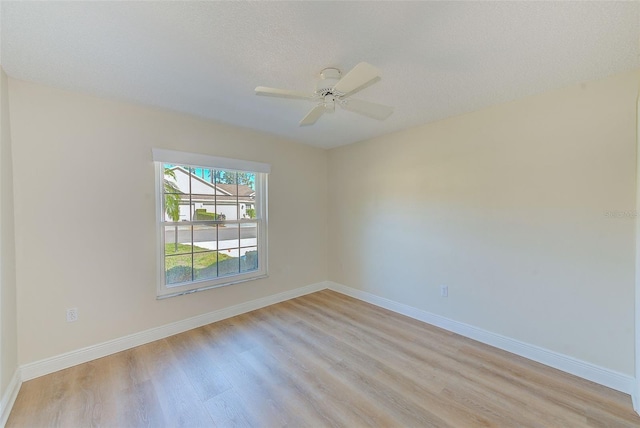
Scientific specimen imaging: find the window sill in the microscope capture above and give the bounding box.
[156,273,268,299]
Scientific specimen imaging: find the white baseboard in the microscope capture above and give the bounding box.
[20,281,328,382]
[327,281,636,396]
[0,369,21,427]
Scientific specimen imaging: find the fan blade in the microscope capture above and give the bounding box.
[299,105,326,126]
[341,98,394,121]
[332,62,381,97]
[255,86,316,100]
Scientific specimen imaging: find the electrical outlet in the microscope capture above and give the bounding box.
[66,308,78,322]
[440,285,448,297]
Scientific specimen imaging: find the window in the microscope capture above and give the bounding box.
[153,149,269,298]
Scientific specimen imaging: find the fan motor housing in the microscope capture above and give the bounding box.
[323,94,336,112]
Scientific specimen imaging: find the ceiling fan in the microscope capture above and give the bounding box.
[255,62,394,126]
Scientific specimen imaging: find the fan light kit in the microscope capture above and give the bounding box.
[255,62,394,126]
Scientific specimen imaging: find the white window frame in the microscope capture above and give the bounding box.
[153,149,269,299]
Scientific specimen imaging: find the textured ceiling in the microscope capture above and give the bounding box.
[1,1,639,149]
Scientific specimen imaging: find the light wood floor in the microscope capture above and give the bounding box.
[7,290,640,427]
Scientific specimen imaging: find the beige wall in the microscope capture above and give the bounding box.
[6,69,638,377]
[0,67,18,395]
[328,70,638,375]
[8,79,328,365]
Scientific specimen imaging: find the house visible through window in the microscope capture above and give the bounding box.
[153,149,269,298]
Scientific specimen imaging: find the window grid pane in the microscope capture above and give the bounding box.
[160,162,264,295]
[165,253,192,285]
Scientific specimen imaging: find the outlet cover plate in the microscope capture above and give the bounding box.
[66,308,78,322]
[440,285,448,297]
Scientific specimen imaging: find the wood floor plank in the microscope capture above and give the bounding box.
[238,315,398,427]
[165,329,233,402]
[238,346,341,427]
[203,388,255,428]
[7,366,73,427]
[113,380,166,428]
[216,353,295,427]
[7,290,640,427]
[281,298,556,427]
[260,304,487,426]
